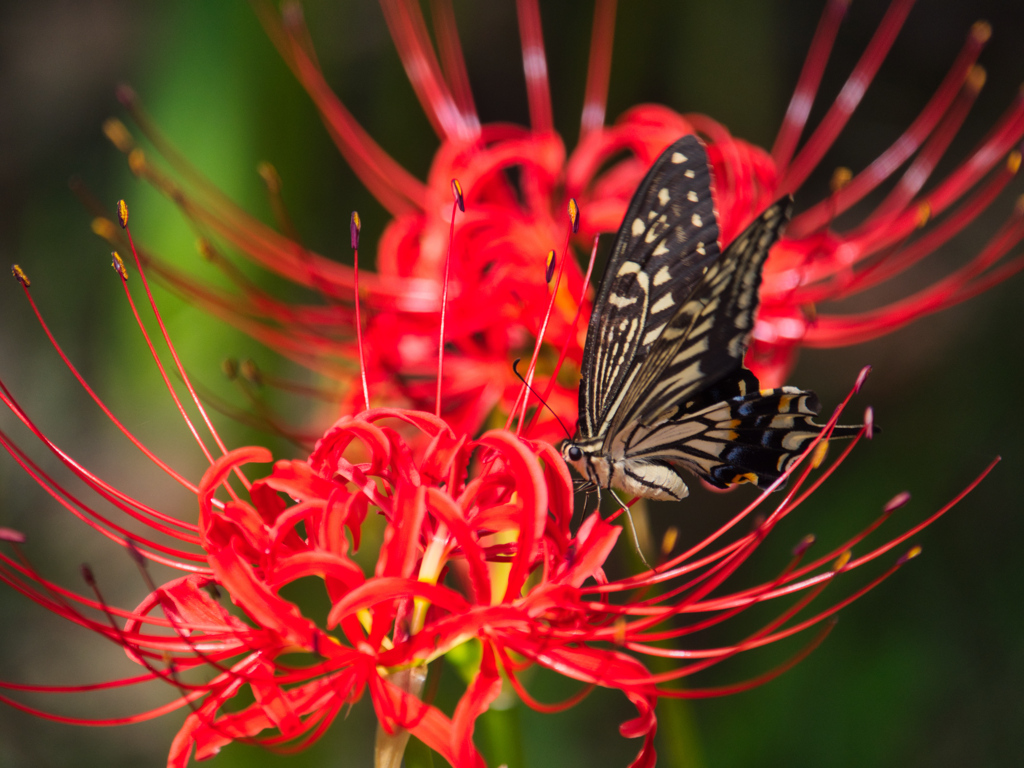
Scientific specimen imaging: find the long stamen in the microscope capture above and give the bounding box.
[116,201,250,493]
[771,0,851,170]
[580,0,618,139]
[509,199,578,435]
[778,0,918,196]
[12,268,200,496]
[436,179,464,418]
[526,233,600,435]
[516,0,554,134]
[351,212,370,412]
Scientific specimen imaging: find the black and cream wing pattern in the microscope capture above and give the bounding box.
[562,135,857,502]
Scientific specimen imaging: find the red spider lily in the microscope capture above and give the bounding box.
[0,207,999,767]
[83,0,1024,447]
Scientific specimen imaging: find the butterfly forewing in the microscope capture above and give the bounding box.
[579,135,722,438]
[607,199,792,437]
[564,134,858,503]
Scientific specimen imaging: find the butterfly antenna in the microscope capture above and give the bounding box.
[511,358,573,441]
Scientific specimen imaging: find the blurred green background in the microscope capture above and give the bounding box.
[1,1,1023,766]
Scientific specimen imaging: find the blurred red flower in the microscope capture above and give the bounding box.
[89,0,1024,438]
[0,235,995,767]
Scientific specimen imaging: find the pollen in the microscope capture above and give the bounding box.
[966,65,986,93]
[661,526,678,556]
[1008,151,1021,174]
[111,252,129,281]
[915,202,931,228]
[91,217,118,242]
[830,166,852,192]
[127,148,147,176]
[256,161,282,194]
[451,178,465,212]
[350,211,361,250]
[102,118,134,153]
[11,264,30,288]
[116,199,129,229]
[971,19,992,43]
[568,197,580,233]
[811,440,829,468]
[196,239,216,261]
[831,550,852,571]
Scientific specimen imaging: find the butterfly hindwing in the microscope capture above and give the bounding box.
[580,135,723,438]
[613,383,826,495]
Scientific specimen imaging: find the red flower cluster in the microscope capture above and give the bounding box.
[87,0,1024,440]
[0,212,995,767]
[1,1,1017,766]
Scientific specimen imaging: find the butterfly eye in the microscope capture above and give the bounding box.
[567,445,583,462]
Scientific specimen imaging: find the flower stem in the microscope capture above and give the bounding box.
[374,665,428,768]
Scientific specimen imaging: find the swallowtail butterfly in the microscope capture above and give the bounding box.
[561,135,856,502]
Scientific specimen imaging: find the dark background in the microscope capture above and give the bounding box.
[1,1,1022,766]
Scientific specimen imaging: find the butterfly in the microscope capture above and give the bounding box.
[561,135,857,502]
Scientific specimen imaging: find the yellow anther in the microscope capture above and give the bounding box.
[545,249,557,283]
[256,161,281,194]
[221,358,239,380]
[832,550,852,571]
[111,252,128,281]
[196,238,216,261]
[661,526,678,556]
[915,202,931,228]
[902,545,923,562]
[116,199,129,229]
[240,359,261,385]
[966,65,987,92]
[350,211,361,250]
[612,616,627,646]
[1007,151,1021,175]
[568,197,580,233]
[451,178,465,212]
[102,118,134,153]
[91,217,118,242]
[830,166,853,193]
[971,20,992,44]
[127,148,147,175]
[811,439,829,469]
[793,534,816,557]
[11,264,30,287]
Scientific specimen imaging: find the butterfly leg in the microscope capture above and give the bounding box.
[609,490,653,572]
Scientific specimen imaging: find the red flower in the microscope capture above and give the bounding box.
[89,0,1024,442]
[0,228,998,767]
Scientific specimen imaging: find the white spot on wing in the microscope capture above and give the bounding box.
[653,265,672,286]
[609,293,637,308]
[687,190,698,202]
[658,187,670,207]
[650,293,676,314]
[685,169,695,178]
[632,218,645,237]
[692,213,702,227]
[671,152,687,164]
[642,323,666,346]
